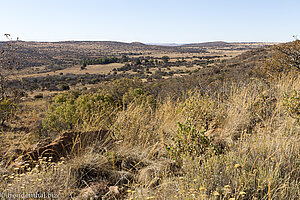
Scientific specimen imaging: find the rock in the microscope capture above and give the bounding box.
[109,186,119,194]
[75,182,108,200]
[8,130,109,170]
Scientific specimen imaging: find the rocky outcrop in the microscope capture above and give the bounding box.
[10,130,109,168]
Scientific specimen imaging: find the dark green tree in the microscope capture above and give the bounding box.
[161,56,170,64]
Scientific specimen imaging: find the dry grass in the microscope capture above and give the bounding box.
[1,72,299,199]
[18,63,124,79]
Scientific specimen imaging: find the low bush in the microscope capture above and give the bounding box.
[0,98,16,126]
[283,90,299,123]
[166,121,223,163]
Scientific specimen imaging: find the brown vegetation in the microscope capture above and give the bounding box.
[0,40,299,199]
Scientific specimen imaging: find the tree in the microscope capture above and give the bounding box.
[120,55,128,63]
[161,56,170,64]
[135,58,141,65]
[0,34,20,126]
[59,84,70,91]
[81,62,87,70]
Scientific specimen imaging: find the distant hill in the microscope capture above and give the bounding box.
[182,41,231,47]
[0,41,207,69]
[182,41,278,48]
[147,43,184,46]
[0,40,273,70]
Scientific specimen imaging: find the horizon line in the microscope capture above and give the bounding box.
[0,39,281,44]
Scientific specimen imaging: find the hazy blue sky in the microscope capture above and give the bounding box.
[0,0,299,43]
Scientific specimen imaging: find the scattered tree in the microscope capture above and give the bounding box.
[161,56,170,64]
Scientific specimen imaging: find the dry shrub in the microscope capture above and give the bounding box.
[263,40,300,77]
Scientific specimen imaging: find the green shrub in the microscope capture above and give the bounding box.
[42,91,118,133]
[59,84,70,91]
[34,93,43,99]
[42,78,157,136]
[283,90,300,123]
[166,121,222,163]
[122,88,156,108]
[0,98,16,126]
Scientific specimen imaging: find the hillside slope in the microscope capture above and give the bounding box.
[0,41,298,200]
